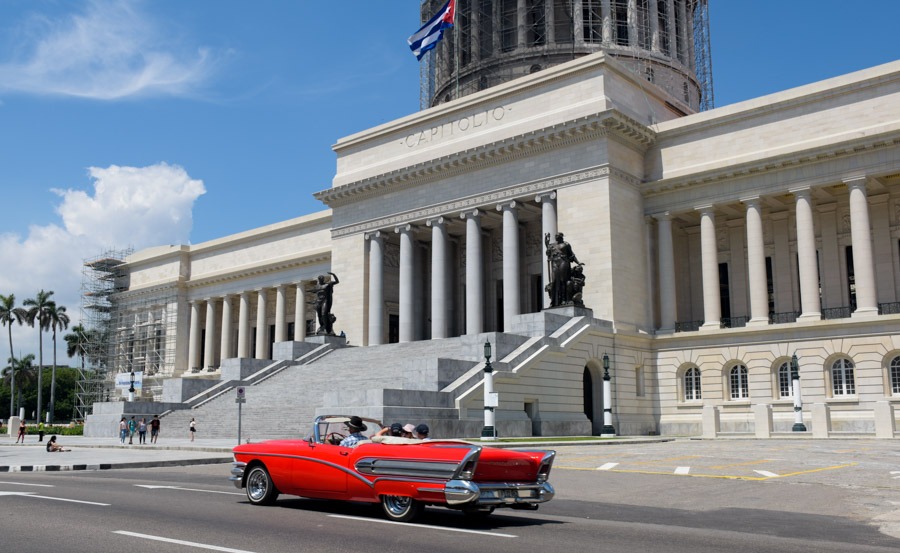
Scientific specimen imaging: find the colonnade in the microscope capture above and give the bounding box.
[366,193,559,346]
[186,282,309,371]
[655,177,883,332]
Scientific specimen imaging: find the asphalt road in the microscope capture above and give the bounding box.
[0,439,898,553]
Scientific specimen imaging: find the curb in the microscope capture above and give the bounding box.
[0,457,233,473]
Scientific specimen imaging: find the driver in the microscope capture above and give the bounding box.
[339,416,370,447]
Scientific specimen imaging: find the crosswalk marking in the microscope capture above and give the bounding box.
[753,470,779,478]
[674,466,691,475]
[597,463,619,471]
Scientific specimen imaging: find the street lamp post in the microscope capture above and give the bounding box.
[791,353,807,432]
[481,341,497,440]
[128,370,136,403]
[601,353,616,437]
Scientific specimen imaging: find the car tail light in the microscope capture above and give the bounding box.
[536,451,556,483]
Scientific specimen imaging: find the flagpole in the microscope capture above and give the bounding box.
[454,0,459,101]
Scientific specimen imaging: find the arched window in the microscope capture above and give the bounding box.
[890,356,900,395]
[730,365,749,400]
[831,358,856,396]
[777,362,793,399]
[684,367,701,401]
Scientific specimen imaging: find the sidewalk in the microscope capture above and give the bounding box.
[0,435,235,472]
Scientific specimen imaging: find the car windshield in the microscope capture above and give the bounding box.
[314,416,382,444]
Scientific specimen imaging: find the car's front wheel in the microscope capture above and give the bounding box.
[380,495,423,522]
[246,465,279,506]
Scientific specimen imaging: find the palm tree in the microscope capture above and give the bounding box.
[0,294,27,416]
[47,303,69,422]
[2,354,36,415]
[24,289,55,423]
[65,324,91,371]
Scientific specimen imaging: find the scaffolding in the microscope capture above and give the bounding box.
[79,248,133,418]
[419,0,713,113]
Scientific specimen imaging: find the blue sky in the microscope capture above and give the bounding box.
[0,0,898,363]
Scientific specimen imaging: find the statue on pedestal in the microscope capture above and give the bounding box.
[314,272,339,335]
[545,232,585,308]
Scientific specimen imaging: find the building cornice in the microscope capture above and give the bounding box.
[331,163,640,239]
[315,110,654,210]
[643,129,900,198]
[184,248,332,289]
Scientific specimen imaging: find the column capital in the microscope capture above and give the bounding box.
[239,290,250,298]
[695,204,715,216]
[789,186,812,199]
[394,223,413,234]
[535,191,556,203]
[275,283,286,291]
[842,174,869,190]
[460,209,481,221]
[425,216,446,228]
[496,200,517,212]
[740,196,761,208]
[365,230,383,241]
[653,211,673,222]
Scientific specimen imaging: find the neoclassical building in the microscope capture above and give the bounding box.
[86,5,900,439]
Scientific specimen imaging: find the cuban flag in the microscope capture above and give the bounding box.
[408,0,456,61]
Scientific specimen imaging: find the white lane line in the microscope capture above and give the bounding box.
[0,481,54,487]
[134,484,243,496]
[754,470,779,478]
[597,463,619,471]
[891,471,900,479]
[328,514,517,538]
[115,531,257,553]
[674,466,691,475]
[0,491,109,505]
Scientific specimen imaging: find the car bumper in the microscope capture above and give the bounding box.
[229,461,246,489]
[444,479,555,507]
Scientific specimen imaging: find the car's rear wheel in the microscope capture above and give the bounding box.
[380,495,423,522]
[246,465,279,506]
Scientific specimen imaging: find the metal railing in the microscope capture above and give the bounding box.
[822,306,852,320]
[722,316,749,329]
[879,302,900,315]
[769,311,799,324]
[674,320,702,332]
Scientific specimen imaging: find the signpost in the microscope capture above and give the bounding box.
[235,386,246,445]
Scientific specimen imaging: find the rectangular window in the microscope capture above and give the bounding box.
[613,1,629,46]
[500,0,517,51]
[458,0,472,66]
[765,256,775,316]
[846,246,857,311]
[635,367,645,397]
[719,262,731,321]
[554,0,574,43]
[478,0,494,58]
[778,363,793,399]
[582,0,602,43]
[526,0,546,46]
[657,0,670,55]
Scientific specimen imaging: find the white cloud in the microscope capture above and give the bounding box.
[0,1,217,99]
[0,163,205,365]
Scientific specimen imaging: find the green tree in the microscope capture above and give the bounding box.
[24,289,55,422]
[0,294,27,417]
[47,303,69,422]
[2,354,36,416]
[65,324,91,370]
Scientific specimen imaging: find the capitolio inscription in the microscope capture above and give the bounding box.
[402,106,508,148]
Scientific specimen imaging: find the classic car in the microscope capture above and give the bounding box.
[230,415,556,522]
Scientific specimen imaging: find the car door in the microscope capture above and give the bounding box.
[289,440,350,498]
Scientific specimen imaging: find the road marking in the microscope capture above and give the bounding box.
[597,463,619,471]
[0,481,54,487]
[891,471,900,479]
[328,514,517,538]
[674,466,690,475]
[114,531,257,553]
[710,460,771,470]
[0,491,109,505]
[134,484,243,496]
[753,470,779,478]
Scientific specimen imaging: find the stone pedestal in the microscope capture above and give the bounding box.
[701,404,719,438]
[811,403,831,438]
[753,404,773,438]
[874,401,896,438]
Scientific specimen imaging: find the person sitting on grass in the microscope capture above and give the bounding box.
[45,435,70,453]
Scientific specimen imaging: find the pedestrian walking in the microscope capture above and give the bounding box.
[189,418,196,442]
[150,414,160,444]
[119,417,127,444]
[128,416,136,445]
[138,417,147,445]
[16,420,26,443]
[37,421,45,442]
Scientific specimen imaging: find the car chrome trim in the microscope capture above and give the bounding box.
[416,487,445,494]
[445,479,480,505]
[234,452,377,488]
[229,461,247,489]
[356,458,460,479]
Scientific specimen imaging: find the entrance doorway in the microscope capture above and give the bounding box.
[583,362,604,435]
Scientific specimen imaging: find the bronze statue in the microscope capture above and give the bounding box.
[313,272,339,335]
[545,232,584,307]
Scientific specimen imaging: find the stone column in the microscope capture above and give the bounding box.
[601,0,612,44]
[744,198,769,325]
[396,224,415,343]
[817,203,841,309]
[203,299,217,369]
[498,201,520,328]
[793,188,821,321]
[698,206,721,329]
[188,300,201,370]
[846,177,878,316]
[220,295,233,360]
[666,0,676,55]
[536,192,557,308]
[255,289,268,359]
[871,195,896,303]
[294,282,307,341]
[274,284,287,343]
[655,212,676,332]
[427,219,448,339]
[648,0,659,52]
[462,209,484,334]
[237,292,250,358]
[366,232,384,345]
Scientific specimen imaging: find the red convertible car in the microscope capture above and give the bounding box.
[230,415,556,522]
